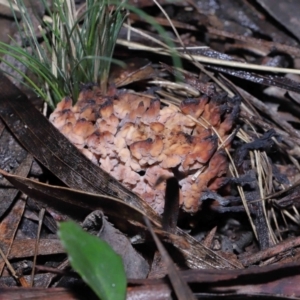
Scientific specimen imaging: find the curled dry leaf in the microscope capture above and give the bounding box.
[82,210,149,279]
[50,86,239,213]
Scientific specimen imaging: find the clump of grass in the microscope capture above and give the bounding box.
[0,0,183,110]
[0,0,127,109]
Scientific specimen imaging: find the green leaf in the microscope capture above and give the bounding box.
[58,221,126,300]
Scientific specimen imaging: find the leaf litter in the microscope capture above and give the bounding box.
[1,0,300,299]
